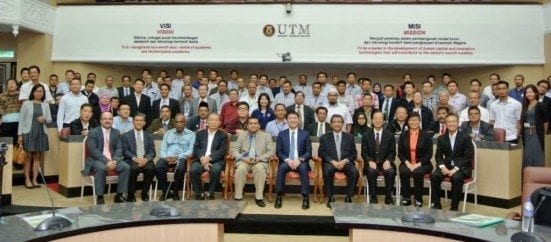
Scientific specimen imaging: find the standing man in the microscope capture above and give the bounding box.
[171,69,185,100]
[265,104,288,137]
[286,91,315,131]
[345,72,362,97]
[19,65,53,103]
[83,112,130,204]
[186,102,210,132]
[152,83,180,119]
[47,74,59,99]
[489,81,522,143]
[99,75,119,98]
[82,80,100,121]
[380,84,401,122]
[156,113,196,200]
[112,103,134,134]
[326,88,353,132]
[57,78,88,137]
[239,81,258,115]
[143,74,160,104]
[319,114,359,208]
[124,79,152,124]
[508,74,525,102]
[422,81,439,111]
[274,111,312,209]
[121,114,156,202]
[147,105,175,135]
[56,70,74,95]
[180,84,195,120]
[458,92,490,123]
[306,82,326,111]
[190,84,218,117]
[363,111,396,205]
[430,114,474,211]
[189,113,228,200]
[210,80,230,113]
[447,81,467,112]
[232,117,275,207]
[117,76,134,98]
[274,81,295,107]
[293,74,313,99]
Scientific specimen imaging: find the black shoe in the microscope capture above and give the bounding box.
[450,206,459,211]
[97,196,105,205]
[369,196,378,204]
[171,192,180,201]
[114,194,128,203]
[344,196,352,203]
[302,197,310,210]
[274,196,282,209]
[255,199,266,207]
[206,193,215,200]
[141,193,149,202]
[159,193,167,201]
[127,194,137,202]
[414,200,423,208]
[385,197,394,205]
[401,200,412,206]
[234,198,242,201]
[195,194,205,200]
[327,197,335,208]
[431,203,442,209]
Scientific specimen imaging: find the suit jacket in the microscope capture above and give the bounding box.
[541,96,551,123]
[69,118,99,135]
[319,132,357,165]
[379,97,403,121]
[428,121,443,134]
[397,130,433,169]
[121,130,156,163]
[152,98,180,119]
[190,97,218,117]
[286,104,315,132]
[361,128,396,165]
[521,102,546,150]
[193,129,228,164]
[117,86,134,98]
[232,130,275,163]
[186,115,206,132]
[459,120,495,141]
[435,131,474,177]
[308,122,332,137]
[386,119,408,134]
[83,127,123,175]
[17,101,52,135]
[82,91,100,120]
[276,128,312,163]
[146,118,175,134]
[123,93,152,122]
[407,105,434,130]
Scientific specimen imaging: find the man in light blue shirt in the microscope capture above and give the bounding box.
[155,113,196,200]
[143,74,160,104]
[265,104,289,137]
[57,78,88,137]
[56,69,73,95]
[112,103,134,134]
[170,69,185,100]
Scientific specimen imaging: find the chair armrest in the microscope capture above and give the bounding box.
[356,157,364,177]
[226,156,235,177]
[312,157,322,179]
[269,156,279,177]
[186,155,195,171]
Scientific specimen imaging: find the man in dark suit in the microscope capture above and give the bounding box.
[186,101,210,132]
[407,91,434,130]
[380,84,404,122]
[117,75,134,98]
[275,111,312,210]
[189,113,228,200]
[189,84,218,117]
[363,111,397,205]
[123,79,152,124]
[430,113,474,211]
[147,105,175,135]
[308,106,332,137]
[82,112,130,204]
[286,91,315,132]
[152,83,180,119]
[429,106,450,135]
[459,106,495,141]
[82,80,100,121]
[319,114,359,208]
[121,113,156,202]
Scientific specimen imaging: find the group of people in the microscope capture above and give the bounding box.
[0,66,549,210]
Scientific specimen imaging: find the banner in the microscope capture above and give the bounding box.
[52,4,544,64]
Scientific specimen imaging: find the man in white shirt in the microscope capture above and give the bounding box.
[209,80,230,113]
[227,70,239,90]
[326,88,353,132]
[293,74,313,99]
[57,78,89,137]
[459,92,490,123]
[256,74,274,101]
[345,72,362,97]
[265,104,289,137]
[306,82,326,111]
[19,65,54,103]
[170,69,185,100]
[336,81,355,115]
[56,69,73,95]
[239,81,259,114]
[489,81,522,143]
[482,73,500,106]
[273,80,295,107]
[447,80,467,112]
[98,75,119,98]
[143,74,160,104]
[316,72,333,97]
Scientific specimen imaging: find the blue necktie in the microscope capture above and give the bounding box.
[290,131,296,160]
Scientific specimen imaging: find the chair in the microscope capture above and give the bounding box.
[80,136,119,205]
[152,158,189,201]
[185,130,232,200]
[363,169,400,205]
[427,140,478,212]
[494,128,506,142]
[316,139,364,203]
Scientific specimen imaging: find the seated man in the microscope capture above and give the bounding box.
[69,103,98,136]
[82,112,130,204]
[189,113,228,200]
[265,103,288,137]
[121,113,156,202]
[225,102,249,135]
[275,111,312,210]
[232,117,275,207]
[155,113,195,200]
[459,106,495,141]
[308,106,332,137]
[430,113,474,211]
[363,111,397,205]
[429,106,449,136]
[147,105,175,135]
[186,101,209,132]
[319,114,359,208]
[386,106,408,134]
[112,103,133,134]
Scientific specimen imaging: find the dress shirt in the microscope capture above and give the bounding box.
[354,93,379,110]
[257,85,274,101]
[508,87,524,103]
[489,97,522,141]
[205,130,216,157]
[274,92,295,107]
[19,82,53,102]
[458,105,490,123]
[337,94,355,114]
[422,93,439,111]
[171,79,184,100]
[122,87,132,97]
[265,119,288,137]
[113,116,134,134]
[56,92,89,131]
[482,86,493,102]
[227,80,238,90]
[345,84,362,97]
[99,87,119,98]
[295,104,305,128]
[210,92,229,114]
[159,97,171,110]
[327,103,353,125]
[57,81,70,95]
[546,90,551,99]
[381,97,393,120]
[159,128,196,159]
[316,122,325,136]
[306,94,326,109]
[239,94,258,115]
[144,85,160,104]
[293,85,313,99]
[448,93,467,112]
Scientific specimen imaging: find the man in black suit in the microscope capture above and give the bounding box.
[362,111,397,205]
[319,114,359,208]
[286,91,315,132]
[429,106,449,135]
[152,83,180,119]
[407,91,433,130]
[430,113,474,211]
[121,113,156,202]
[186,101,210,132]
[82,80,100,121]
[536,79,551,128]
[459,106,495,141]
[117,75,134,98]
[124,79,152,124]
[189,113,228,200]
[308,106,332,137]
[380,84,404,122]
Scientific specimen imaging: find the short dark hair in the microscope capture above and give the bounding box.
[537,79,549,87]
[336,80,347,86]
[407,111,420,122]
[470,79,481,86]
[159,83,171,90]
[28,65,40,73]
[317,72,327,78]
[330,114,344,124]
[20,67,29,75]
[160,105,171,112]
[85,80,95,86]
[422,81,433,87]
[80,103,93,111]
[437,106,450,114]
[442,73,451,78]
[236,101,249,110]
[286,110,299,119]
[49,74,58,79]
[468,106,480,114]
[135,79,145,85]
[384,84,395,90]
[497,80,509,88]
[347,72,356,78]
[490,73,501,80]
[446,80,458,87]
[316,106,328,114]
[403,81,415,88]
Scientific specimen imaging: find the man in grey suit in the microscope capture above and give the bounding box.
[121,113,156,202]
[232,117,275,207]
[459,106,495,141]
[83,112,130,204]
[286,91,315,131]
[308,107,332,137]
[189,84,218,117]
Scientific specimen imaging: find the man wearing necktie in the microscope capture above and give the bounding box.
[152,83,180,119]
[275,111,312,210]
[122,114,156,202]
[308,107,332,137]
[319,114,359,208]
[147,106,175,135]
[82,112,130,205]
[232,117,275,207]
[117,76,134,98]
[287,91,315,132]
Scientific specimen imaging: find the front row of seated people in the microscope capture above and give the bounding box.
[83,108,473,211]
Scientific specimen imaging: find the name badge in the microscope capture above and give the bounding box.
[523,123,531,128]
